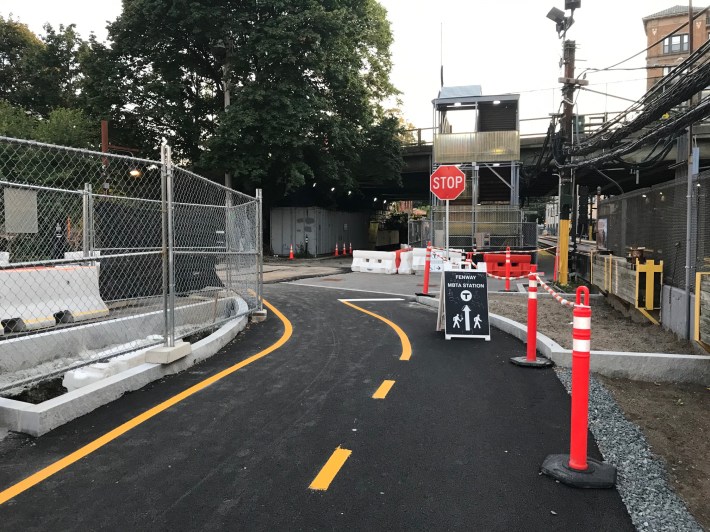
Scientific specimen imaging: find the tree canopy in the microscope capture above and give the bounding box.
[0,2,405,204]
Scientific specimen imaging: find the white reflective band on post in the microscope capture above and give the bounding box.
[573,316,591,330]
[573,339,591,352]
[529,292,537,299]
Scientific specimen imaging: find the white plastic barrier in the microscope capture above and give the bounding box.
[397,250,414,274]
[0,265,109,332]
[350,250,397,274]
[412,248,463,272]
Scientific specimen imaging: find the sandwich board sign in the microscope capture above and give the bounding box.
[436,270,490,341]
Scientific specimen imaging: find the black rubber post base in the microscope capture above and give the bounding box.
[510,356,553,368]
[415,293,436,298]
[541,454,617,489]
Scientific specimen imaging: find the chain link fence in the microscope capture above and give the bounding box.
[598,172,709,290]
[0,136,261,392]
[409,206,538,251]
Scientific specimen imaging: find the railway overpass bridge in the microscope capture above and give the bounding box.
[388,122,710,203]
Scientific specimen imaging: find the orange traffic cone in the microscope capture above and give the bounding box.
[349,242,353,255]
[334,243,339,257]
[343,243,347,255]
[289,243,294,260]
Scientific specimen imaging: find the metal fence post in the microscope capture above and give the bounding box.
[82,183,90,258]
[166,145,176,347]
[256,188,264,311]
[161,145,169,347]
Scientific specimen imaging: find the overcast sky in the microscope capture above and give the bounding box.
[2,0,694,134]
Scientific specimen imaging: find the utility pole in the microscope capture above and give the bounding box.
[223,45,232,191]
[558,39,576,285]
[685,1,696,339]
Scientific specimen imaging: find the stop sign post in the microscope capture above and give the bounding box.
[430,165,466,259]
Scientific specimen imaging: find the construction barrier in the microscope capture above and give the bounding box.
[483,252,532,279]
[350,250,398,274]
[0,265,110,333]
[396,249,414,274]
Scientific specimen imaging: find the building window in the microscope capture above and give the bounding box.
[663,33,689,54]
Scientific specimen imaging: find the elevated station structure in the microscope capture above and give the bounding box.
[429,85,534,250]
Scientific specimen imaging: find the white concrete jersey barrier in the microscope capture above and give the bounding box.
[0,265,109,333]
[351,250,397,274]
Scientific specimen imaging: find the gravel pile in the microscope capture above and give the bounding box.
[555,368,702,532]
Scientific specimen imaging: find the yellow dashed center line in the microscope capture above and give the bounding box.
[372,380,395,399]
[309,447,352,491]
[0,298,292,506]
[340,300,412,361]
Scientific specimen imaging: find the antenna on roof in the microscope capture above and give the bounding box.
[440,22,444,87]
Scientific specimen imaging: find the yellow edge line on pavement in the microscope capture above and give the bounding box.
[0,298,292,506]
[309,447,352,490]
[340,300,412,361]
[372,380,395,399]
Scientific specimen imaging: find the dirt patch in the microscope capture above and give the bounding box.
[488,292,708,527]
[8,378,67,404]
[488,294,693,354]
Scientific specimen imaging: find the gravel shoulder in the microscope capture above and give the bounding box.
[488,292,708,530]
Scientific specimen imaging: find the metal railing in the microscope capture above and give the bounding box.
[409,206,538,251]
[0,136,261,392]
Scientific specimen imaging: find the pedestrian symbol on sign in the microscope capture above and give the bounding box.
[473,314,482,329]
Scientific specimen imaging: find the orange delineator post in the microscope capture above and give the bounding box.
[505,246,512,291]
[289,244,294,260]
[510,264,551,368]
[541,287,615,487]
[526,264,538,362]
[569,286,592,471]
[422,242,432,295]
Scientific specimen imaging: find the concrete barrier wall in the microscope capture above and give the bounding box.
[1,265,109,333]
[0,295,243,374]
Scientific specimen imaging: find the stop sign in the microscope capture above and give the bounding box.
[430,165,466,201]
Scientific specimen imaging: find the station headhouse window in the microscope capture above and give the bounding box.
[662,33,689,54]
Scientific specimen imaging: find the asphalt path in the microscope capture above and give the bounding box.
[0,283,633,531]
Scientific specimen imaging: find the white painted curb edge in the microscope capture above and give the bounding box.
[0,316,248,437]
[415,295,710,385]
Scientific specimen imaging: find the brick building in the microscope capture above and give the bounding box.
[643,5,707,90]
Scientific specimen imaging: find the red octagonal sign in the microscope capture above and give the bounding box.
[430,165,466,201]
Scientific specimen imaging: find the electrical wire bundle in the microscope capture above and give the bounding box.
[573,38,710,158]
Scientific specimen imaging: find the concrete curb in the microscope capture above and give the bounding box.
[415,295,710,385]
[0,315,248,436]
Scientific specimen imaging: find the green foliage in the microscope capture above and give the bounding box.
[0,17,84,116]
[34,108,95,148]
[108,0,402,197]
[0,100,35,138]
[1,2,404,204]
